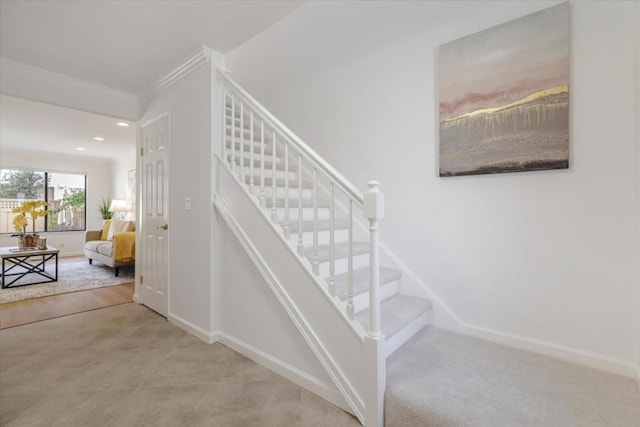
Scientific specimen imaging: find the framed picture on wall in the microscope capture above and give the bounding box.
[438,2,570,177]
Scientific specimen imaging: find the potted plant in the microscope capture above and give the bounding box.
[98,197,113,220]
[12,200,48,248]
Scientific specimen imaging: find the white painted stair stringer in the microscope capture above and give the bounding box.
[214,157,374,424]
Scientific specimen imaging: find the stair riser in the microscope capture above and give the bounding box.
[384,312,431,358]
[228,157,292,173]
[314,253,369,278]
[288,229,350,246]
[275,207,331,222]
[253,187,313,200]
[352,281,399,314]
[225,140,279,156]
[244,169,297,182]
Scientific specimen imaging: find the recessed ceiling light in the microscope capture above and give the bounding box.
[116,122,130,127]
[93,136,104,141]
[75,147,85,151]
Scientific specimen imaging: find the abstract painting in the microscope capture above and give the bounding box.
[439,2,569,177]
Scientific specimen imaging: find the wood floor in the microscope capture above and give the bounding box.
[0,283,134,329]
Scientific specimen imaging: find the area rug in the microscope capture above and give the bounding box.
[0,257,134,304]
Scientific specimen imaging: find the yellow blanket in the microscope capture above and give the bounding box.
[113,231,136,262]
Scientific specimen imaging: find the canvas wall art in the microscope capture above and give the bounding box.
[439,2,569,177]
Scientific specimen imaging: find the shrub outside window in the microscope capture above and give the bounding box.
[0,169,86,234]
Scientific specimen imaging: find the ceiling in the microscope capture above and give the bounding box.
[0,1,305,161]
[0,0,304,95]
[0,95,137,160]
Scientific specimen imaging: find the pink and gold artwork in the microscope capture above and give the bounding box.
[439,2,569,177]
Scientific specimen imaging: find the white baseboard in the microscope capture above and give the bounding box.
[59,251,83,258]
[216,331,352,415]
[168,312,217,344]
[448,322,638,379]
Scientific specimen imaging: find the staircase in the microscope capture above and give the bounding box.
[213,70,432,426]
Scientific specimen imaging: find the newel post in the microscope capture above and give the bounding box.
[364,181,385,427]
[364,180,384,338]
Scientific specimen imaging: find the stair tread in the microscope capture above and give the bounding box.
[282,219,349,234]
[356,295,432,339]
[331,267,402,300]
[304,241,369,263]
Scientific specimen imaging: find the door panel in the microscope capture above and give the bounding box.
[140,115,169,316]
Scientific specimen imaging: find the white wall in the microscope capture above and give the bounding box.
[227,0,640,374]
[0,149,112,256]
[111,149,135,201]
[139,62,214,333]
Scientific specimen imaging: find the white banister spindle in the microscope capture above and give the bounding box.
[364,181,384,338]
[297,153,304,256]
[222,88,227,162]
[283,140,290,238]
[312,168,319,275]
[347,199,354,319]
[328,182,335,297]
[271,130,277,223]
[231,93,236,170]
[249,110,254,190]
[239,101,245,182]
[260,121,266,208]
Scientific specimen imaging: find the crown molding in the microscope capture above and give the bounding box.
[0,58,139,120]
[141,47,212,103]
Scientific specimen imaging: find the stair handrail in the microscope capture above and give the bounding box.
[216,69,364,207]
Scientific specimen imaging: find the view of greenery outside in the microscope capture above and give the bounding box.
[0,169,86,234]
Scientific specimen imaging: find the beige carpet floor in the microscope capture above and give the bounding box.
[385,327,640,427]
[0,303,358,427]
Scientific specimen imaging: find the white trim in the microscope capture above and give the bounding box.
[168,312,217,344]
[213,194,365,424]
[451,322,638,379]
[0,58,139,120]
[58,251,83,258]
[141,47,210,102]
[216,331,352,415]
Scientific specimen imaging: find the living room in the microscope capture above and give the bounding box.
[0,94,137,310]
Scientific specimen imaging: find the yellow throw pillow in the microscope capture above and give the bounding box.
[106,220,134,241]
[100,220,111,240]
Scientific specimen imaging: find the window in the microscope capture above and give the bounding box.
[0,169,86,234]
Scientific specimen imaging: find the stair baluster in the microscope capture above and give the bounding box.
[297,153,304,256]
[260,121,266,208]
[249,110,254,191]
[231,94,236,171]
[347,199,354,319]
[271,130,277,223]
[239,101,245,182]
[283,140,290,238]
[222,89,227,164]
[312,167,319,275]
[328,182,336,297]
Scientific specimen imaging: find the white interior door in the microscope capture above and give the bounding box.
[140,115,169,317]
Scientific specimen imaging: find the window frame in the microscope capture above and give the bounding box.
[0,168,87,234]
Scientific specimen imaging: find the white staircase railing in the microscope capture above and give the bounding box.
[216,69,385,425]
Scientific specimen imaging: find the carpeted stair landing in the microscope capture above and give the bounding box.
[385,327,640,427]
